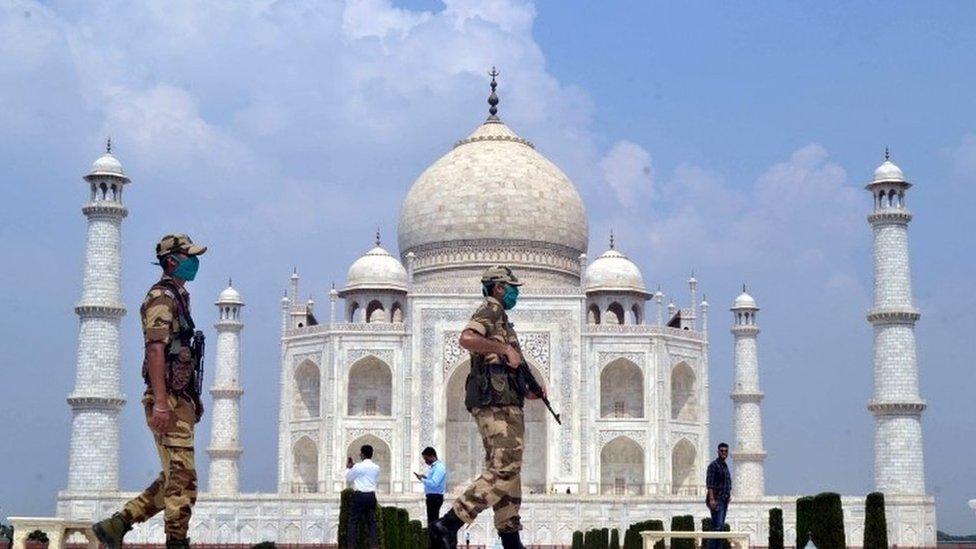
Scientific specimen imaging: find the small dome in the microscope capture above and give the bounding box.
[873,159,905,183]
[86,152,129,181]
[584,248,647,294]
[732,290,757,309]
[343,245,408,292]
[217,282,243,305]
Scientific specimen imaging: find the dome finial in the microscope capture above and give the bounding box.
[743,283,747,293]
[106,137,112,154]
[609,228,615,250]
[228,277,233,287]
[375,227,381,246]
[884,146,890,161]
[487,66,500,122]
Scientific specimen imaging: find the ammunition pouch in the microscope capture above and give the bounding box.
[165,330,197,397]
[464,355,524,412]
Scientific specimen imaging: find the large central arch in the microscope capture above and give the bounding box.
[444,359,548,494]
[600,436,644,495]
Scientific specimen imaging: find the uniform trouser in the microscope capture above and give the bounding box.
[452,405,524,534]
[347,491,378,549]
[121,394,198,540]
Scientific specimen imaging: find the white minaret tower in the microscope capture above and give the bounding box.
[730,286,766,497]
[207,279,245,494]
[866,151,926,495]
[66,141,129,491]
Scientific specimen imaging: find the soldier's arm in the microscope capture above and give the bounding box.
[145,342,169,405]
[459,330,521,367]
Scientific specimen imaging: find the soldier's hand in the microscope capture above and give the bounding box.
[503,345,522,368]
[149,408,174,434]
[526,386,546,400]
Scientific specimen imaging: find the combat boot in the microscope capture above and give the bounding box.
[428,509,464,549]
[499,531,524,549]
[92,513,131,549]
[165,537,190,549]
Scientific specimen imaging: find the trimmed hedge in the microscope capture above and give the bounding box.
[583,529,595,549]
[338,489,352,549]
[864,492,888,549]
[250,543,275,549]
[572,530,584,549]
[670,515,695,549]
[768,508,784,549]
[796,496,815,548]
[812,492,846,548]
[624,520,664,549]
[701,518,731,549]
[610,528,620,549]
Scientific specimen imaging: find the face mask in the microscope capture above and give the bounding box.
[172,255,200,281]
[502,284,519,310]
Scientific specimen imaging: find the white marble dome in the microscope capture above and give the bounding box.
[397,120,588,264]
[343,244,408,292]
[732,290,758,309]
[584,248,647,294]
[86,152,128,180]
[873,159,905,183]
[217,283,243,305]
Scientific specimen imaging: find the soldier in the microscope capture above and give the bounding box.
[429,266,544,549]
[93,234,207,549]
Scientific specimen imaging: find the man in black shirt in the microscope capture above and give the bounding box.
[705,443,731,549]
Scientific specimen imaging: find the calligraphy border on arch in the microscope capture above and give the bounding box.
[345,427,393,447]
[419,306,578,475]
[598,429,646,450]
[346,348,394,366]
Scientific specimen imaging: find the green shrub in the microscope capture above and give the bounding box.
[768,508,784,549]
[610,528,620,549]
[584,529,595,549]
[381,506,400,549]
[408,519,423,549]
[338,489,352,549]
[572,530,584,549]
[26,531,48,544]
[670,515,695,549]
[624,520,664,549]
[812,492,846,548]
[796,496,815,548]
[250,543,275,549]
[864,492,888,549]
[601,527,611,548]
[397,508,411,548]
[701,518,730,549]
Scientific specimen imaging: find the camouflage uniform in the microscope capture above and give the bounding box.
[95,234,206,546]
[120,275,199,539]
[453,295,526,534]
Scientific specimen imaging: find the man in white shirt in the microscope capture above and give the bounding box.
[345,444,381,548]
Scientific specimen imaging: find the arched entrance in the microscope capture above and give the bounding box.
[600,436,644,495]
[347,435,391,493]
[444,359,548,494]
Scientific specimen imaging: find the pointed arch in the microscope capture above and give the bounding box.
[391,302,404,323]
[347,355,392,416]
[600,358,644,418]
[366,300,386,323]
[630,303,642,325]
[292,436,318,493]
[606,302,625,325]
[671,362,698,421]
[293,359,320,418]
[671,438,697,495]
[348,301,360,322]
[587,304,601,325]
[445,358,548,494]
[600,436,644,495]
[347,435,391,493]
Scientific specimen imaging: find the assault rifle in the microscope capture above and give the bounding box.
[505,357,561,425]
[192,330,206,396]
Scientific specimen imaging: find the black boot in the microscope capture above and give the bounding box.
[165,538,190,549]
[428,510,463,549]
[92,513,132,549]
[499,531,524,549]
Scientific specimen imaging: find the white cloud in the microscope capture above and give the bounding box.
[599,140,654,207]
[341,0,431,40]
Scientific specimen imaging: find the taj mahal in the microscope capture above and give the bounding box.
[51,80,936,546]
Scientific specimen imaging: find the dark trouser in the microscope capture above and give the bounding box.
[348,491,378,548]
[425,493,444,526]
[708,498,729,549]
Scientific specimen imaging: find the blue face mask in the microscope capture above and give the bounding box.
[502,284,519,310]
[172,255,200,281]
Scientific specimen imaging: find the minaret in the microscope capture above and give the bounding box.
[866,151,926,495]
[66,141,129,491]
[730,286,766,497]
[207,280,245,494]
[687,273,698,330]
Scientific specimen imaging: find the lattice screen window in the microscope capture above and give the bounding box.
[614,478,626,495]
[365,398,377,416]
[614,401,626,418]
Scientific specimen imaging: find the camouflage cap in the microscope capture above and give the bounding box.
[155,233,207,258]
[481,265,523,286]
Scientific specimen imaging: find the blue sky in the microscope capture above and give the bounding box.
[1,0,974,533]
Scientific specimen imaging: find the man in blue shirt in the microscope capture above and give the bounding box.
[414,447,447,529]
